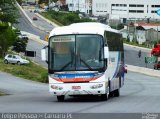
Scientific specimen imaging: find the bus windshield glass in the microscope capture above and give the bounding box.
[49,34,104,72]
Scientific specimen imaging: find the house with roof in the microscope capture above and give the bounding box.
[121,23,160,44]
[138,23,160,41]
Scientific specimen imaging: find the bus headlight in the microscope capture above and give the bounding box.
[90,84,103,89]
[51,85,63,90]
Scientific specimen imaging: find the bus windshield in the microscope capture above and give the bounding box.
[49,34,104,72]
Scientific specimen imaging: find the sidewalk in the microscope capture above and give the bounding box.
[21,31,48,45]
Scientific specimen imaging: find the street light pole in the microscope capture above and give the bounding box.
[134,4,137,43]
[72,0,73,12]
[78,0,79,12]
[48,0,50,10]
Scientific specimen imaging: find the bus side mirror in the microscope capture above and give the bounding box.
[41,46,48,63]
[104,46,109,59]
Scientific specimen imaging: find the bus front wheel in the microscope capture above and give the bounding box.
[57,95,65,102]
[100,93,108,101]
[114,89,120,97]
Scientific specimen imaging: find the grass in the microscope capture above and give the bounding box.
[0,58,48,83]
[123,39,155,49]
[0,92,6,96]
[40,12,63,26]
[123,40,150,48]
[40,10,95,26]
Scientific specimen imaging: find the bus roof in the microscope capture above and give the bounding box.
[49,22,120,37]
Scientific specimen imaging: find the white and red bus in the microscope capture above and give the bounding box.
[41,22,125,101]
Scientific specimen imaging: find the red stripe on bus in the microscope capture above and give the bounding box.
[51,76,101,82]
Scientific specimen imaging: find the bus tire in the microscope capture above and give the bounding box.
[57,95,65,102]
[114,89,120,97]
[108,81,114,97]
[114,77,121,97]
[109,91,114,97]
[101,93,108,101]
[101,86,109,101]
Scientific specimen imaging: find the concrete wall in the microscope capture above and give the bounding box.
[136,30,146,44]
[66,0,91,14]
[92,0,160,20]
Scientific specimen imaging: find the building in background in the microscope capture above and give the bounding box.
[92,0,160,23]
[121,23,160,44]
[66,0,92,14]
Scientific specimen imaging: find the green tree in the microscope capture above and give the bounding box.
[0,23,17,58]
[117,23,124,30]
[0,0,19,58]
[0,0,19,24]
[16,0,23,5]
[38,0,58,4]
[51,0,58,3]
[38,0,49,4]
[12,38,28,53]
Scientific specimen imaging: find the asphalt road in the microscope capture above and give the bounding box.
[24,9,54,32]
[0,71,160,114]
[124,45,153,69]
[13,8,48,40]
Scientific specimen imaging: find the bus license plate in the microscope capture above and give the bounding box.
[72,86,81,90]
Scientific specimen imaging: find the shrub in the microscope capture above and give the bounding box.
[41,10,95,26]
[12,38,28,53]
[40,72,48,83]
[0,23,17,58]
[117,23,124,30]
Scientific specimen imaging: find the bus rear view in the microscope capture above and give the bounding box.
[41,23,125,101]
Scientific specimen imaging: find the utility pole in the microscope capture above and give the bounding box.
[134,4,137,43]
[48,0,50,10]
[78,0,79,12]
[72,0,73,12]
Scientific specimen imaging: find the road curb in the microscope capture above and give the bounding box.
[124,43,151,52]
[35,13,60,28]
[22,31,48,45]
[16,2,33,24]
[16,2,49,34]
[127,64,160,77]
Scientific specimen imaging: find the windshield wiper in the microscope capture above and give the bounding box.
[59,61,73,71]
[80,58,93,71]
[59,50,75,71]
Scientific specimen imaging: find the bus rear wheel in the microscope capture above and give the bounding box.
[57,95,65,102]
[114,89,120,97]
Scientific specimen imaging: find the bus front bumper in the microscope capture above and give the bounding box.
[49,82,107,96]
